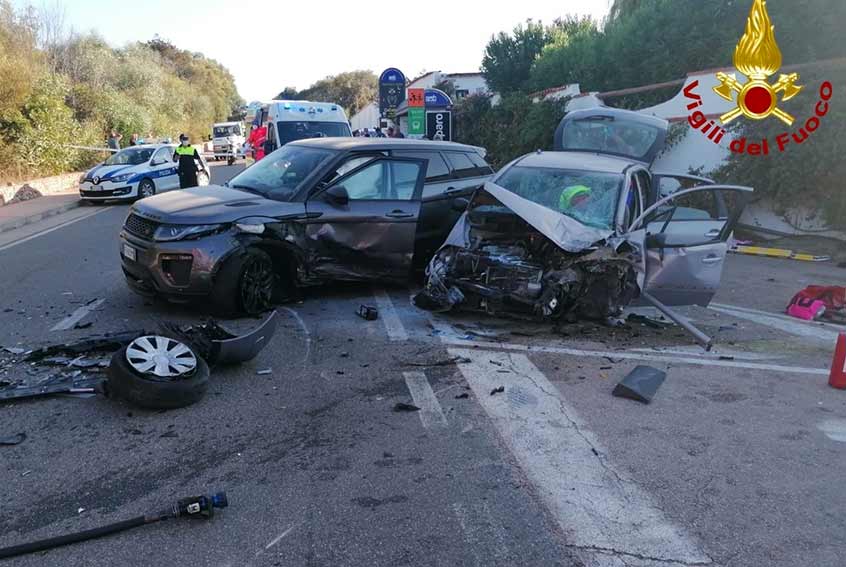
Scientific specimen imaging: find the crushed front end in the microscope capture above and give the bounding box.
[415,188,639,322]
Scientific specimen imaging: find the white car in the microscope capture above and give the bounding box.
[79,144,209,202]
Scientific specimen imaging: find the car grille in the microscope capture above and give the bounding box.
[124,213,159,239]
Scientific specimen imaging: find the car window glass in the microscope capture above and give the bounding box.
[151,148,171,164]
[648,190,723,223]
[323,153,385,184]
[228,145,334,200]
[445,152,477,179]
[467,152,494,175]
[393,151,450,182]
[391,161,420,200]
[337,161,386,200]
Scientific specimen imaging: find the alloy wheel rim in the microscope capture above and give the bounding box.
[241,256,273,313]
[125,336,197,377]
[140,182,154,197]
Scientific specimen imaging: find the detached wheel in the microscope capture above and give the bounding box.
[107,336,209,409]
[211,248,275,316]
[138,178,156,199]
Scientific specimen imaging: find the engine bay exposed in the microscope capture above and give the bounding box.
[415,190,640,322]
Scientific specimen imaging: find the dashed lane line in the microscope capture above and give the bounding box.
[373,288,409,341]
[403,371,447,428]
[50,298,105,331]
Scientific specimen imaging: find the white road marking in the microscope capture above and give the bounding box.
[264,523,297,550]
[0,206,109,252]
[403,371,447,428]
[429,319,829,376]
[818,419,846,443]
[711,302,845,331]
[282,307,312,364]
[450,348,711,566]
[709,303,842,344]
[627,346,778,361]
[373,288,409,341]
[51,298,105,331]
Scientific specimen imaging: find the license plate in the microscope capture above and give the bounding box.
[122,244,137,261]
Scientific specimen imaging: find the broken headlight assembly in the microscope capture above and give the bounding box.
[153,224,226,242]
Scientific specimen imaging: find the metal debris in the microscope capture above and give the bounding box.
[393,403,421,412]
[356,304,379,321]
[0,433,26,446]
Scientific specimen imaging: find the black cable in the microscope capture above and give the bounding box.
[0,515,158,560]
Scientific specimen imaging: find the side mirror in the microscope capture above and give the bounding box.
[452,197,470,212]
[325,185,349,206]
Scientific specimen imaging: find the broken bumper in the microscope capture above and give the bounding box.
[119,229,239,299]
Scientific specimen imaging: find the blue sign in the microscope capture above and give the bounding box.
[424,88,452,109]
[379,68,407,116]
[379,68,406,84]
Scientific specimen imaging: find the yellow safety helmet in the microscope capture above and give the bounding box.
[559,185,591,210]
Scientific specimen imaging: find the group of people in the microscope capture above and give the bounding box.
[352,126,405,138]
[106,130,164,150]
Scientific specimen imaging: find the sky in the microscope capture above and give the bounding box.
[15,0,612,101]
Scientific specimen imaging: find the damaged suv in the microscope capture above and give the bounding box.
[415,108,752,346]
[119,138,492,314]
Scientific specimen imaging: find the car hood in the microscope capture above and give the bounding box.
[442,181,614,254]
[85,163,142,181]
[132,185,305,224]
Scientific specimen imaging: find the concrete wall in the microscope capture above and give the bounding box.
[1,172,80,207]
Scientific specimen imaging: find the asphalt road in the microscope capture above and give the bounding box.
[1,163,845,567]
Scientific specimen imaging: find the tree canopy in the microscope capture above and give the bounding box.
[274,71,377,118]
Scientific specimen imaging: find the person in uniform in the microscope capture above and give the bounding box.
[173,134,206,189]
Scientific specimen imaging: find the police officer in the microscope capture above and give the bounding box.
[173,134,206,189]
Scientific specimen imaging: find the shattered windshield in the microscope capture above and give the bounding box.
[104,147,155,166]
[227,145,335,200]
[495,166,622,230]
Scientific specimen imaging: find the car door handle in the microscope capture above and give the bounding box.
[702,255,722,264]
[385,210,414,219]
[444,186,464,194]
[704,229,721,238]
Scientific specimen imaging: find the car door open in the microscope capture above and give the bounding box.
[304,156,427,281]
[628,184,753,308]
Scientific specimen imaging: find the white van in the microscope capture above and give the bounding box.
[211,121,245,163]
[263,100,352,154]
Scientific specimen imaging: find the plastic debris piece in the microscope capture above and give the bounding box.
[612,365,667,404]
[393,403,420,412]
[490,386,505,396]
[0,433,26,446]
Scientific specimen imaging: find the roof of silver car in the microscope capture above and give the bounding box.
[513,151,638,174]
[290,137,485,153]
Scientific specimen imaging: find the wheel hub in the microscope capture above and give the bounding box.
[126,336,197,377]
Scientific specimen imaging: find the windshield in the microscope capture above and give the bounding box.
[495,166,623,230]
[226,145,335,201]
[561,118,660,162]
[213,125,241,137]
[104,147,155,166]
[277,121,351,146]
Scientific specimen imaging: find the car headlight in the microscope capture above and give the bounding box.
[153,224,225,242]
[110,173,132,183]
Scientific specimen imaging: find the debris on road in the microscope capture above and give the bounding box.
[626,313,673,329]
[0,433,26,446]
[356,304,379,321]
[455,393,470,399]
[73,321,94,330]
[393,402,420,412]
[160,310,278,365]
[787,286,845,322]
[397,355,470,367]
[612,365,667,404]
[25,330,146,362]
[256,369,272,375]
[490,386,505,396]
[2,346,26,355]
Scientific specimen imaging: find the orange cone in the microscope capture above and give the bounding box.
[829,333,846,390]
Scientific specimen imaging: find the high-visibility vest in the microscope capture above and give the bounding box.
[175,145,195,156]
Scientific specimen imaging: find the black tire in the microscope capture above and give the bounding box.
[210,248,275,316]
[107,343,209,410]
[137,178,156,200]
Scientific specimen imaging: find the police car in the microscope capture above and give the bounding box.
[79,144,209,202]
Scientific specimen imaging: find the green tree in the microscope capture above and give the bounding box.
[481,20,549,94]
[295,70,378,117]
[274,87,299,100]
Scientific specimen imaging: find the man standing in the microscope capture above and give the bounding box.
[107,130,122,151]
[173,134,206,189]
[247,122,268,161]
